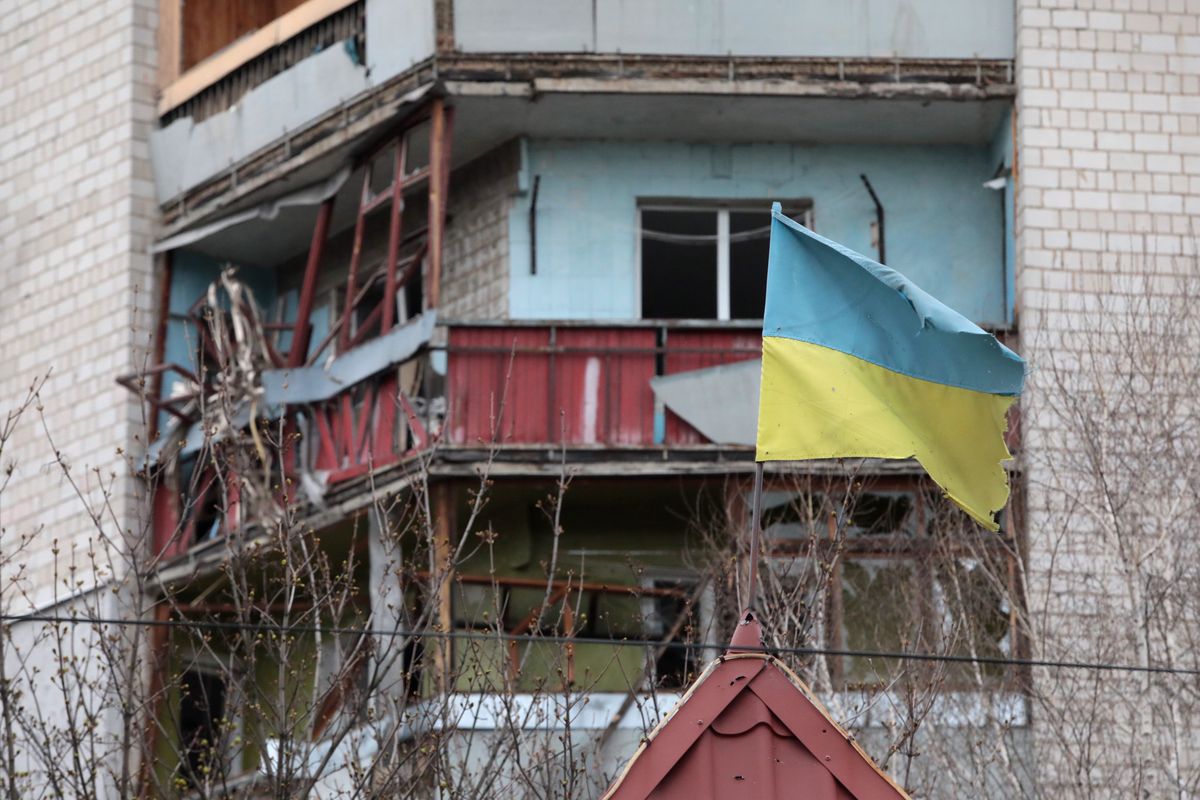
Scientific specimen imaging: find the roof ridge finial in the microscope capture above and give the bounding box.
[727,607,764,654]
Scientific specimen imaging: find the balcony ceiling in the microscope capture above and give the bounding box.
[449,90,1011,161]
[173,87,1011,266]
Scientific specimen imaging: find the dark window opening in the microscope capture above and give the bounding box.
[639,202,811,321]
[179,668,228,788]
[650,588,702,689]
[403,255,424,322]
[846,492,915,537]
[192,487,223,545]
[729,210,771,319]
[402,638,424,699]
[640,209,717,319]
[352,278,386,345]
[179,457,223,545]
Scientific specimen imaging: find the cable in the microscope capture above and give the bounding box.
[640,224,772,245]
[3,612,1199,678]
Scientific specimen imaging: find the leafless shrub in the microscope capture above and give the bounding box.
[6,253,1200,800]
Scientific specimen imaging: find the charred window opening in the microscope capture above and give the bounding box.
[178,668,228,788]
[639,202,812,321]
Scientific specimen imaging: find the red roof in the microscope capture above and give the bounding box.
[602,615,910,800]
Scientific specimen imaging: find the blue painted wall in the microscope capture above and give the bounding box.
[988,109,1016,325]
[159,251,278,430]
[509,139,1007,325]
[274,287,331,360]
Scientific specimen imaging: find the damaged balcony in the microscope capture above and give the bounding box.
[130,105,774,573]
[138,315,764,565]
[442,321,761,454]
[143,470,1028,792]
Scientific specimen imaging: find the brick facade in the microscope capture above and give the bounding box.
[1016,1,1200,794]
[0,0,158,610]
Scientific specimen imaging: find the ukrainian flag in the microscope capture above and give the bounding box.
[756,204,1025,531]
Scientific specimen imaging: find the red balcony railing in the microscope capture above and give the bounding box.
[443,322,761,449]
[305,369,429,483]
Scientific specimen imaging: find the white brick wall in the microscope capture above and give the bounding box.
[1017,1,1200,795]
[0,3,158,793]
[0,0,158,611]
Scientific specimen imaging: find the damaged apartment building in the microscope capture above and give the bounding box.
[127,1,1023,793]
[6,0,1091,796]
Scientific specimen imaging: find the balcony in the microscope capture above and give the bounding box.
[143,315,760,563]
[151,0,1015,234]
[276,320,762,490]
[443,321,760,450]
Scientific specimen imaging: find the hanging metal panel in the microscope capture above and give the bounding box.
[663,328,760,445]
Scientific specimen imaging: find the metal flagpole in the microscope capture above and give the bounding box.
[745,462,765,611]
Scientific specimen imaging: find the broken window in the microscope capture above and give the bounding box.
[762,484,1023,690]
[178,668,229,787]
[643,580,704,690]
[639,202,812,320]
[840,557,923,684]
[179,455,225,545]
[933,559,1014,683]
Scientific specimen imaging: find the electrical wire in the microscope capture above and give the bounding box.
[3,612,1199,678]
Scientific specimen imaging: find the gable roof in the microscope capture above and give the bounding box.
[601,616,910,800]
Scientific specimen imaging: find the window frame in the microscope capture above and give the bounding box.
[635,199,814,322]
[759,476,1029,693]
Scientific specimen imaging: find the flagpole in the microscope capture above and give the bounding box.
[745,462,764,612]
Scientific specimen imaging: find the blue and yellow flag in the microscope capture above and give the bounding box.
[756,204,1025,530]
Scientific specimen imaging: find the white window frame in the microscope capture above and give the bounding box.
[636,201,813,321]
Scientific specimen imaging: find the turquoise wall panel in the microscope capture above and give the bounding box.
[509,140,1007,326]
[988,109,1016,325]
[159,252,279,431]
